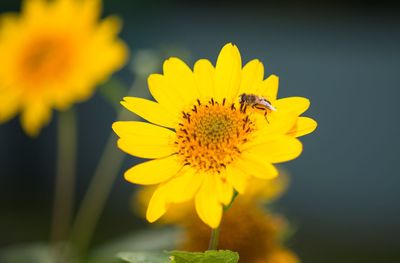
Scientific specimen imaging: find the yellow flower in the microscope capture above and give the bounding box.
[113,43,316,228]
[0,0,128,136]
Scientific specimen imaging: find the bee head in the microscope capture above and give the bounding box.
[239,93,246,103]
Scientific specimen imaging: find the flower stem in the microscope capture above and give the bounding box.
[224,190,238,211]
[208,190,239,251]
[68,121,126,255]
[69,78,143,257]
[51,108,77,244]
[69,50,164,258]
[208,226,220,250]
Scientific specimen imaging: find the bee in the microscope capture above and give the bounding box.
[238,93,277,120]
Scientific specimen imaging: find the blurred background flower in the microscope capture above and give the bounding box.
[1,0,400,263]
[0,0,128,136]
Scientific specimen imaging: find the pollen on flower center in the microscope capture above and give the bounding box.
[19,35,74,84]
[176,98,255,173]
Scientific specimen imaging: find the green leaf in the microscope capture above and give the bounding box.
[117,251,170,263]
[168,250,239,263]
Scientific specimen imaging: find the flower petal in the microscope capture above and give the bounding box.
[88,16,128,82]
[215,175,234,206]
[0,89,20,123]
[194,59,215,101]
[23,0,47,20]
[253,110,299,138]
[146,183,169,222]
[20,100,52,137]
[274,97,310,116]
[245,135,303,163]
[287,117,318,137]
[195,174,223,228]
[121,97,177,128]
[236,153,278,180]
[164,167,204,204]
[112,121,177,159]
[148,74,185,118]
[226,165,250,194]
[124,155,182,185]
[238,59,264,95]
[214,43,242,102]
[256,74,279,102]
[163,57,198,107]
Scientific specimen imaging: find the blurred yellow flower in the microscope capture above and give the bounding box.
[179,199,299,263]
[0,0,128,136]
[265,249,300,263]
[113,43,316,228]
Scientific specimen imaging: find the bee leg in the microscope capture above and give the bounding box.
[253,105,270,123]
[264,111,270,123]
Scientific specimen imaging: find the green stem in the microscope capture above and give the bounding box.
[224,190,238,211]
[68,124,126,256]
[51,108,77,245]
[208,190,239,251]
[208,226,220,250]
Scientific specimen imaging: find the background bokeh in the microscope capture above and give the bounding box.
[1,0,400,262]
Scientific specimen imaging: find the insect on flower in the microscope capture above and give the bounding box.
[239,93,277,120]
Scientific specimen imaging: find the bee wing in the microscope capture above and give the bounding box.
[260,98,277,111]
[268,104,277,111]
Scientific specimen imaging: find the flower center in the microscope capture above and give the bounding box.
[176,98,255,173]
[19,34,74,86]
